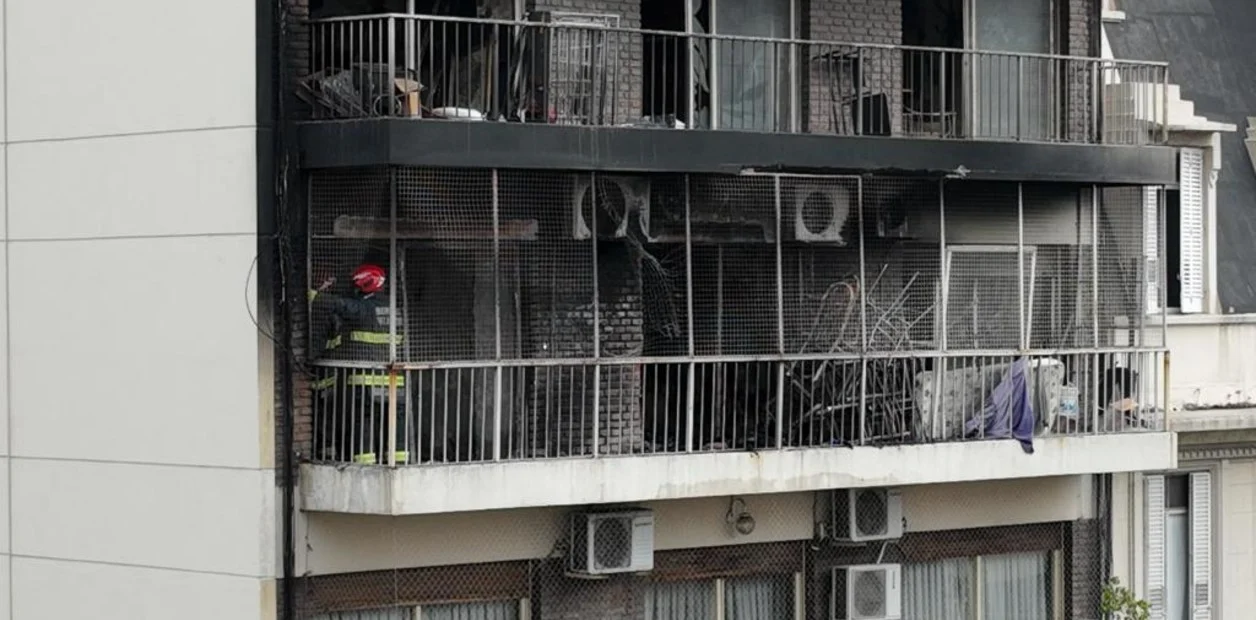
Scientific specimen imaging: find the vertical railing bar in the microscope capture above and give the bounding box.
[684,174,696,453]
[1160,67,1170,144]
[1016,55,1023,141]
[1092,185,1101,433]
[857,177,868,446]
[934,179,947,441]
[492,169,503,461]
[774,175,786,450]
[591,171,601,458]
[387,16,397,116]
[1018,182,1026,351]
[386,167,399,466]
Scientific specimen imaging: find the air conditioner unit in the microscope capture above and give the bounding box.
[831,488,904,542]
[566,509,654,576]
[794,182,854,243]
[572,175,651,239]
[832,564,902,620]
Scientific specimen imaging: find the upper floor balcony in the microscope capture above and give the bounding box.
[295,13,1177,184]
[298,168,1176,515]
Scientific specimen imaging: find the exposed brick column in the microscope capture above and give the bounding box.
[528,0,644,124]
[805,0,903,136]
[1067,0,1098,143]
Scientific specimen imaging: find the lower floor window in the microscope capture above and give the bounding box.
[903,551,1058,620]
[645,574,798,620]
[309,600,522,620]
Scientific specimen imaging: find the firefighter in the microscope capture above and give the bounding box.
[310,263,409,465]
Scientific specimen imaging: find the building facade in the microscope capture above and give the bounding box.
[0,0,281,618]
[1104,1,1256,619]
[281,1,1181,620]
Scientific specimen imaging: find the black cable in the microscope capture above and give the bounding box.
[272,1,298,619]
[245,251,314,378]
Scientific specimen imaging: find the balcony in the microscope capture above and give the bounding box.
[295,13,1177,183]
[298,169,1176,515]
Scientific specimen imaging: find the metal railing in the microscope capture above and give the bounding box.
[305,169,1169,467]
[309,349,1165,466]
[302,13,1170,145]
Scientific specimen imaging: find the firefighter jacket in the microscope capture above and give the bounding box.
[309,289,396,363]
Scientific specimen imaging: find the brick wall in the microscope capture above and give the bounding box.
[528,0,643,124]
[1066,0,1098,142]
[805,0,903,136]
[1069,518,1105,620]
[597,245,646,454]
[521,240,646,457]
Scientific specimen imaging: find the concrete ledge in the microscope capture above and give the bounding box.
[300,432,1176,515]
[1172,408,1256,433]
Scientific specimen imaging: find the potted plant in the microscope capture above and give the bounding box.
[1100,577,1150,620]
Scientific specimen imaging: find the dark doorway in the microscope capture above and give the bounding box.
[901,0,963,138]
[1165,188,1182,309]
[641,0,692,125]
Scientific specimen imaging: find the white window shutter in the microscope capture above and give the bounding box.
[1146,475,1167,620]
[1179,148,1205,314]
[1190,471,1213,620]
[1142,186,1161,315]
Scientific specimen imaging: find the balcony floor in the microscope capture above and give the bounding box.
[297,119,1179,185]
[300,431,1175,515]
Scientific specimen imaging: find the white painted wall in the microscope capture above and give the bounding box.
[1165,315,1256,410]
[0,1,275,618]
[299,476,1093,575]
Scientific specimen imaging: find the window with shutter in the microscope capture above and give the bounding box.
[1146,475,1167,620]
[1178,148,1206,314]
[1143,187,1161,315]
[1188,472,1213,620]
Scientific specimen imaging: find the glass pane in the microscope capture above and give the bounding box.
[970,0,1053,140]
[714,0,792,131]
[1166,511,1191,620]
[904,558,974,620]
[981,552,1049,620]
[308,608,412,620]
[421,601,518,620]
[724,574,793,620]
[644,580,716,620]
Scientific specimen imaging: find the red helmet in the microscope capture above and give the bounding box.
[352,264,386,294]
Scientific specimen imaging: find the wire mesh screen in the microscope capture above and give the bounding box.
[305,169,1168,466]
[292,486,1111,620]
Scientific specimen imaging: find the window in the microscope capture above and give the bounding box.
[1146,472,1213,620]
[1149,148,1206,314]
[644,574,799,620]
[902,552,1061,620]
[308,600,524,620]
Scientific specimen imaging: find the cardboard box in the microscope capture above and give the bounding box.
[394,78,422,117]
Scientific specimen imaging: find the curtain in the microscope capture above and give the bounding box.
[645,580,716,620]
[420,601,518,620]
[903,557,973,620]
[307,608,412,620]
[982,552,1049,620]
[724,575,792,620]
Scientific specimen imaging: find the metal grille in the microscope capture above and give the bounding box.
[303,14,1169,145]
[292,486,1111,620]
[306,169,1167,466]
